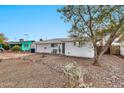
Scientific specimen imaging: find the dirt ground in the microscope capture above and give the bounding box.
[0,53,124,88]
[0,52,32,59]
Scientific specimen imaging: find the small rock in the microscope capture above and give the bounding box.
[106,81,112,85]
[113,85,118,88]
[120,82,124,86]
[111,75,117,79]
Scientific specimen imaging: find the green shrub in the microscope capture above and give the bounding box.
[3,44,10,50]
[11,45,21,52]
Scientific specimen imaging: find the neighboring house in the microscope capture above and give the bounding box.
[120,41,124,56]
[8,42,22,49]
[0,44,4,51]
[118,35,124,56]
[21,41,35,52]
[8,40,34,52]
[31,38,94,58]
[0,44,3,49]
[96,34,121,55]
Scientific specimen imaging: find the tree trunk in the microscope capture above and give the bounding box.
[93,44,110,66]
[92,29,121,66]
[93,46,100,66]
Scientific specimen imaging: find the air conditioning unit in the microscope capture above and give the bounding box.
[52,49,57,54]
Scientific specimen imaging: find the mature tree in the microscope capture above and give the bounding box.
[0,33,7,44]
[58,5,124,65]
[0,33,5,44]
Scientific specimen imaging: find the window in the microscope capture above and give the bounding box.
[74,41,83,47]
[24,44,28,48]
[51,43,57,47]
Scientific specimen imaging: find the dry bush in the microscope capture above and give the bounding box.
[62,62,93,88]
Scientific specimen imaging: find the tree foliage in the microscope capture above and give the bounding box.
[0,33,7,44]
[58,5,124,65]
[3,43,10,50]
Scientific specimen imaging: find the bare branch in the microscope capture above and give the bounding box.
[87,6,94,37]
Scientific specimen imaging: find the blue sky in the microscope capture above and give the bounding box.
[0,5,71,41]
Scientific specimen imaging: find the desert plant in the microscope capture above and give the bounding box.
[11,45,21,52]
[62,62,93,88]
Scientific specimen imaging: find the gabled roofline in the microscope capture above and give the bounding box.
[34,38,78,44]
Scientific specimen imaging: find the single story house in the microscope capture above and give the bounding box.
[8,40,34,52]
[31,37,124,58]
[31,38,94,58]
[8,41,22,49]
[21,41,35,51]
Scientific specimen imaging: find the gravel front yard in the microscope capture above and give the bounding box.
[0,52,32,59]
[0,53,124,88]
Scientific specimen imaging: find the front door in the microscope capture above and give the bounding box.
[62,43,65,54]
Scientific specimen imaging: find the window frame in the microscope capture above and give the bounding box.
[24,44,29,48]
[74,41,83,47]
[51,43,58,47]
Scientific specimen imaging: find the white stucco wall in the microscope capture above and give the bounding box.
[35,42,94,58]
[65,42,94,58]
[120,42,124,56]
[31,43,36,49]
[36,43,62,54]
[36,44,51,53]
